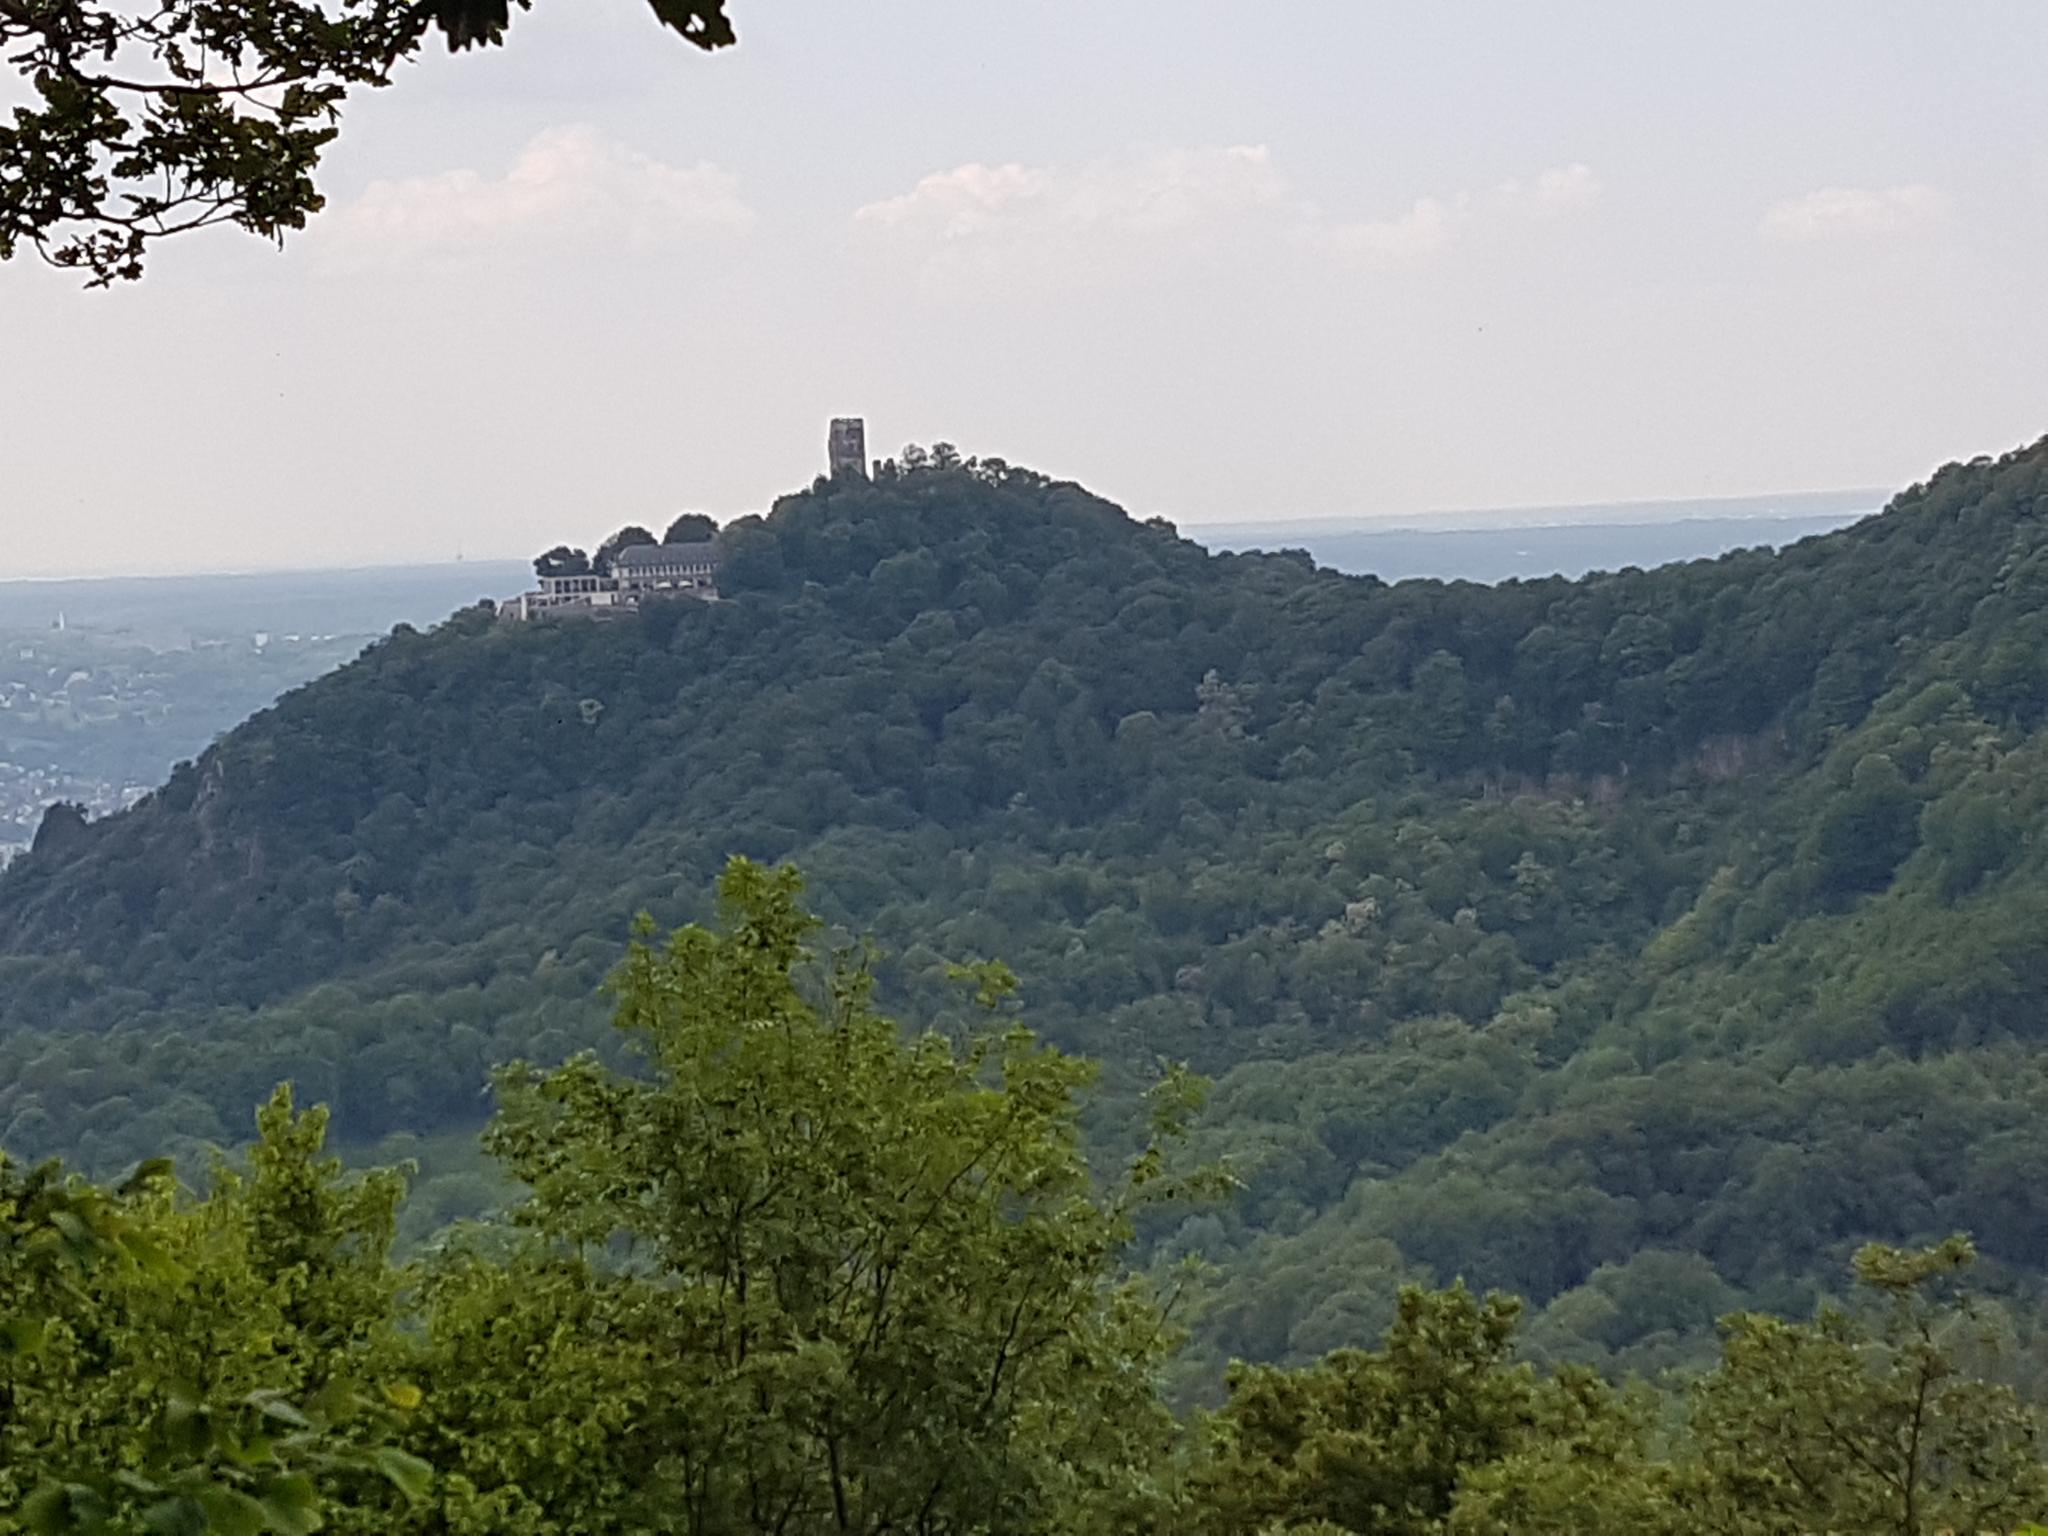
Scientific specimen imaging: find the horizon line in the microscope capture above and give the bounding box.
[1193,486,1888,538]
[4,484,1892,584]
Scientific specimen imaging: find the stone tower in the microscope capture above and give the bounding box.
[828,417,868,479]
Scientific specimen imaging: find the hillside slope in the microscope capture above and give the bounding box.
[2,442,2045,1367]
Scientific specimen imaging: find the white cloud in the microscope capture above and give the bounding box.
[856,148,1599,281]
[853,162,1053,239]
[1327,163,1601,268]
[319,126,752,269]
[1758,184,1947,244]
[854,145,1288,241]
[1329,196,1461,263]
[1491,162,1604,218]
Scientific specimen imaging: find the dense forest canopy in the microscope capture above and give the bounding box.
[1,436,2046,1378]
[6,871,2046,1535]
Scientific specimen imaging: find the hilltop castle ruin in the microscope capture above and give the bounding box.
[828,417,868,479]
[500,418,872,620]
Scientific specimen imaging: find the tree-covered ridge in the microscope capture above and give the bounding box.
[8,442,2043,1012]
[0,438,2045,1374]
[4,875,2046,1535]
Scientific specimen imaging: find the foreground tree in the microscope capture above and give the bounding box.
[1683,1236,2048,1536]
[0,0,737,282]
[1187,1285,1536,1536]
[400,859,1204,1534]
[1451,1237,2048,1536]
[2,864,1204,1534]
[1,1091,427,1535]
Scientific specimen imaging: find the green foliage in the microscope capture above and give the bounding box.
[0,1090,424,1534]
[531,546,590,581]
[661,513,719,545]
[1187,1285,1533,1535]
[4,880,2048,1533]
[1800,750,1923,900]
[1452,1240,2048,1536]
[0,0,735,282]
[590,527,657,577]
[1,867,1203,1534]
[1683,1237,2048,1535]
[424,858,1188,1533]
[1187,1234,2048,1535]
[3,439,2048,1379]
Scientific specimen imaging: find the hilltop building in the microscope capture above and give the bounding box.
[828,417,868,479]
[613,541,719,592]
[505,416,864,621]
[500,540,721,622]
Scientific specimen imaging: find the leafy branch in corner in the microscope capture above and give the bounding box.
[0,0,735,282]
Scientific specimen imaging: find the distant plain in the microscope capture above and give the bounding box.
[0,489,1883,646]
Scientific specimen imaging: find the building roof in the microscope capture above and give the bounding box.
[615,541,719,569]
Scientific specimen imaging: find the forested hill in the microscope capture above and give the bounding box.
[4,439,2047,1372]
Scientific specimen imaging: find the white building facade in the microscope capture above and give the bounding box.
[502,541,722,621]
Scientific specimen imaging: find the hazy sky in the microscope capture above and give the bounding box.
[6,2,2047,577]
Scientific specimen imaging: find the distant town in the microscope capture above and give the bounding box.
[0,761,145,866]
[0,642,184,862]
[0,630,370,865]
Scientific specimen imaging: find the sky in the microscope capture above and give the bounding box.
[5,1,2047,577]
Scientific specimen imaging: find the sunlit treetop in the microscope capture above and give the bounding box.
[0,0,735,284]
